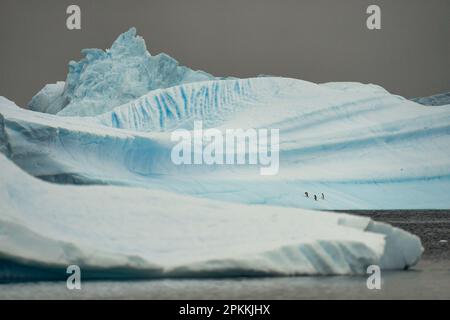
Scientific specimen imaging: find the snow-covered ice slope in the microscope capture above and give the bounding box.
[1,76,450,209]
[0,154,422,280]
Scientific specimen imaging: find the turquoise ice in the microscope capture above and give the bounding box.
[28,28,225,116]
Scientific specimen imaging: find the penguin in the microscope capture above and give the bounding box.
[305,192,309,198]
[314,195,317,201]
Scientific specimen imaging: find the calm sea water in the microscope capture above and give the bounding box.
[0,260,448,299]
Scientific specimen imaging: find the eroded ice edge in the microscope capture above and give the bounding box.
[0,28,447,280]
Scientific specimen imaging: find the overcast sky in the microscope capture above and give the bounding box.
[1,0,449,106]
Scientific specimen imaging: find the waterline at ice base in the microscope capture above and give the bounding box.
[1,28,449,280]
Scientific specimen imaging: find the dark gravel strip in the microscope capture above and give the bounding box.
[335,210,450,260]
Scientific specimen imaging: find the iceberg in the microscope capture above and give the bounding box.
[2,77,450,209]
[28,28,224,117]
[0,28,447,280]
[0,154,422,281]
[411,92,450,106]
[27,81,66,114]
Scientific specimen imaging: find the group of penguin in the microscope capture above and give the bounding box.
[304,192,325,201]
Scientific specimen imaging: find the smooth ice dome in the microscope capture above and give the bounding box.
[2,77,450,209]
[28,28,219,116]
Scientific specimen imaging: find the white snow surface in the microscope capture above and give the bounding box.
[0,154,422,277]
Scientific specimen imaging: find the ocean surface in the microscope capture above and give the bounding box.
[0,260,448,299]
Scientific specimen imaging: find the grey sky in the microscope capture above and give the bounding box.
[0,0,449,106]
